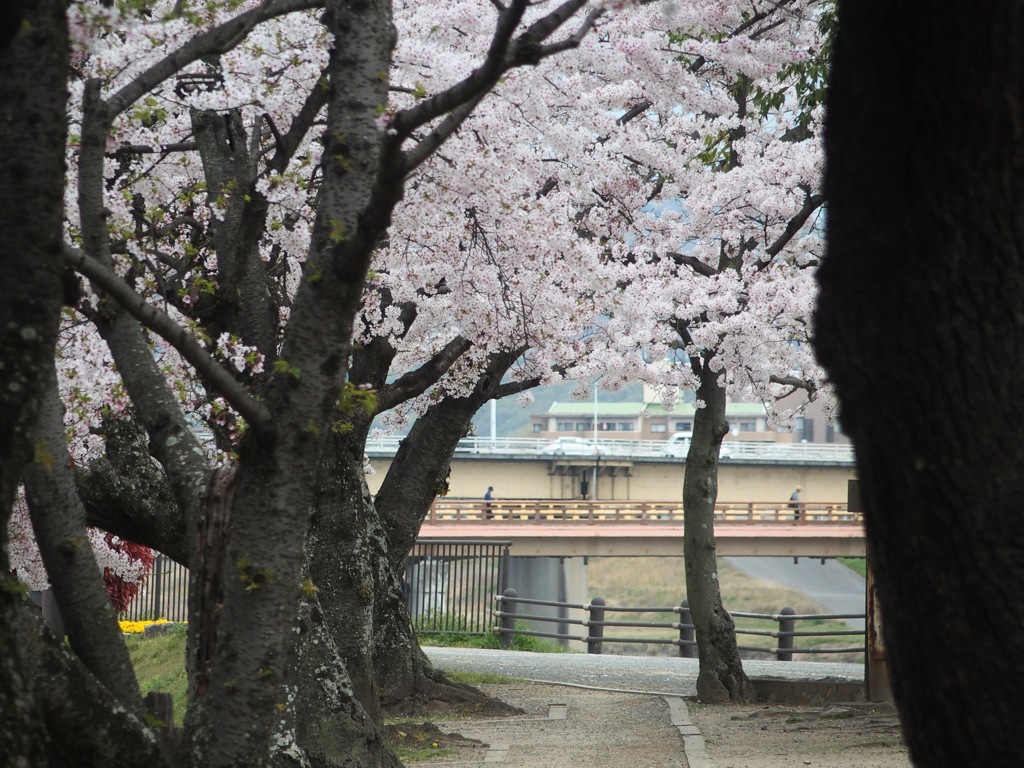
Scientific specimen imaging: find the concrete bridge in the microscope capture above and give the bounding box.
[417,498,865,558]
[367,441,857,510]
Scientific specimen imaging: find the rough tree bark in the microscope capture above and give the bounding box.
[373,354,532,704]
[0,2,72,763]
[23,368,144,710]
[815,3,1024,765]
[683,362,752,703]
[76,415,188,565]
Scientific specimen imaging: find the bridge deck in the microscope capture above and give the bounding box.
[418,499,865,557]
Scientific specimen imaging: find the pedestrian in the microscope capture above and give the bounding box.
[789,485,802,521]
[484,486,494,520]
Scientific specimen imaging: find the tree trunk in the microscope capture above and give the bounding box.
[23,367,143,709]
[815,3,1024,764]
[273,590,401,768]
[373,355,523,703]
[683,364,752,703]
[306,429,385,721]
[76,414,188,565]
[0,2,71,763]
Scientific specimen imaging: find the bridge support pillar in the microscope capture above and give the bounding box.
[505,557,589,650]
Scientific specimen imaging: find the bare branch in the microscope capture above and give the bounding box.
[390,0,526,138]
[265,72,329,175]
[392,0,596,141]
[616,99,652,126]
[403,94,486,174]
[764,192,825,260]
[376,336,473,411]
[769,373,817,397]
[63,244,272,430]
[112,141,197,155]
[667,251,719,278]
[527,6,603,59]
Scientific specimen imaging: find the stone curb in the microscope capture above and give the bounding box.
[665,696,714,768]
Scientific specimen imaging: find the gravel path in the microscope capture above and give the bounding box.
[425,646,864,697]
[422,649,891,768]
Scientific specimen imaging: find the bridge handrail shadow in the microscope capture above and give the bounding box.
[427,498,860,526]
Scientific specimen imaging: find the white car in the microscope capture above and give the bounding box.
[541,437,603,456]
[662,433,691,458]
[662,433,734,458]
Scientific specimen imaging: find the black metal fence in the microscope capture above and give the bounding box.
[125,541,513,634]
[122,553,189,622]
[405,540,511,635]
[495,589,866,660]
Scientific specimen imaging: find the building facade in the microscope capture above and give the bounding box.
[530,399,847,445]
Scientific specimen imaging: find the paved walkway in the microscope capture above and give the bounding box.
[425,646,863,697]
[451,685,691,767]
[423,648,865,767]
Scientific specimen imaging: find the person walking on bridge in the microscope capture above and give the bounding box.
[789,485,803,521]
[484,486,494,520]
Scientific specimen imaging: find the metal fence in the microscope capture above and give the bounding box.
[405,540,511,635]
[125,541,512,634]
[495,589,866,660]
[123,553,189,622]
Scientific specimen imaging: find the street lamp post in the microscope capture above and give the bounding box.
[592,384,599,500]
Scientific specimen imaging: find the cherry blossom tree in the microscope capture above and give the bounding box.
[816,2,1024,764]
[531,0,831,701]
[4,2,838,766]
[4,2,614,767]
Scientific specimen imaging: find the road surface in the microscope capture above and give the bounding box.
[725,556,866,629]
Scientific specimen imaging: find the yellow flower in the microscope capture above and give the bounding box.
[118,618,171,634]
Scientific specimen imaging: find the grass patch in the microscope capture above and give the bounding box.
[444,669,519,685]
[384,721,461,763]
[124,623,188,726]
[418,618,569,654]
[838,557,867,578]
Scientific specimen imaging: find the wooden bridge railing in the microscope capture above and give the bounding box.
[426,499,859,525]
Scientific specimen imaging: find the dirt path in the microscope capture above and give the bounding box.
[689,700,911,768]
[391,683,911,768]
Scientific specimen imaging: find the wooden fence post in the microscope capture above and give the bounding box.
[678,598,695,658]
[587,597,605,654]
[777,606,796,661]
[499,588,517,649]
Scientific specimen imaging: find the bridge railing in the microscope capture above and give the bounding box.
[426,498,861,525]
[365,434,855,464]
[494,589,865,660]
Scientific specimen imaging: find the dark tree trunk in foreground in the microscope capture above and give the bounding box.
[683,363,752,703]
[0,2,71,763]
[816,4,1024,765]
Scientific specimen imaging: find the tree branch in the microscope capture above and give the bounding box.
[106,0,323,119]
[391,0,597,142]
[376,336,473,412]
[763,191,826,261]
[616,99,652,126]
[13,605,170,768]
[525,5,603,59]
[77,415,189,565]
[769,373,818,397]
[265,72,329,175]
[667,251,719,278]
[23,365,143,709]
[402,94,486,174]
[64,244,272,430]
